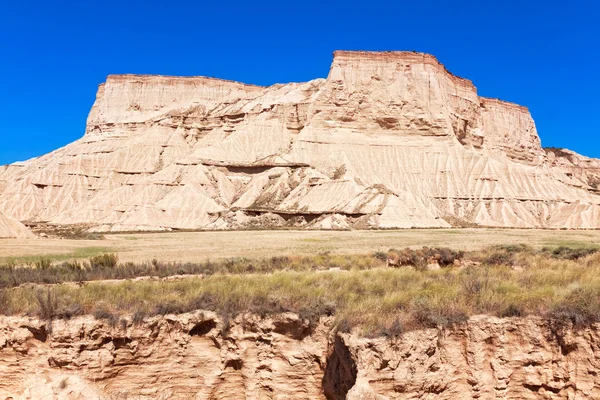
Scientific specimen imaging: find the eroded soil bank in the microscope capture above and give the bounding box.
[1,312,599,399]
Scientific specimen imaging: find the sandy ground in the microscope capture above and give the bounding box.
[1,229,600,264]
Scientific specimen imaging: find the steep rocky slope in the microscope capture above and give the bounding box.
[1,51,599,231]
[1,312,599,399]
[0,211,34,239]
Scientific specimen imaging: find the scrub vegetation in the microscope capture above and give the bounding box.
[1,244,600,336]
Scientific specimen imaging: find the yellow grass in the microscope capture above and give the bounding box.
[3,249,600,336]
[1,228,599,264]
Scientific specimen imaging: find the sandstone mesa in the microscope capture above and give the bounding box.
[1,50,600,234]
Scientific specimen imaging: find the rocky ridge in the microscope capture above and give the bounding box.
[0,211,35,239]
[1,312,599,399]
[1,51,600,231]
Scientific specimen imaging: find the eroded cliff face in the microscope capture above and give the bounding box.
[0,210,35,239]
[1,50,599,231]
[1,313,599,399]
[0,312,331,400]
[344,316,600,400]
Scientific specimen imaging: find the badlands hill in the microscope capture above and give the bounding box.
[1,51,600,232]
[0,211,34,239]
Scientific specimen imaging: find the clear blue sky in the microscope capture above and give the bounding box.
[1,0,598,164]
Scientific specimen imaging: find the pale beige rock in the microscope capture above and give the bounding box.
[2,51,600,230]
[0,211,34,239]
[2,314,600,399]
[341,315,600,399]
[0,312,331,400]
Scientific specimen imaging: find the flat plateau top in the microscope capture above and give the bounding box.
[1,229,599,264]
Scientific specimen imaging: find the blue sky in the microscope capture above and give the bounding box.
[1,0,598,164]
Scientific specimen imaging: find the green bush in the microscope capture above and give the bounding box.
[545,246,599,260]
[387,247,463,268]
[35,258,52,270]
[483,251,514,266]
[372,251,388,262]
[89,254,118,269]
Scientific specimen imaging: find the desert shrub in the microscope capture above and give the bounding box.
[380,318,404,338]
[546,305,596,333]
[387,247,463,268]
[55,303,83,319]
[483,251,515,266]
[462,268,489,297]
[500,304,523,318]
[89,253,118,269]
[335,318,353,334]
[191,292,219,311]
[35,289,58,319]
[434,247,464,266]
[270,256,290,269]
[0,253,392,289]
[0,263,18,288]
[494,244,532,254]
[410,298,468,329]
[544,246,599,260]
[246,295,288,317]
[477,244,537,266]
[0,289,12,315]
[546,287,600,329]
[372,251,388,262]
[220,315,232,336]
[63,260,84,270]
[153,302,187,316]
[132,311,147,326]
[298,299,336,327]
[93,308,119,327]
[35,258,52,270]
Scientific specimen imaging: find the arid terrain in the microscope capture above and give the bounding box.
[2,49,600,399]
[2,229,600,398]
[2,51,600,238]
[1,228,600,264]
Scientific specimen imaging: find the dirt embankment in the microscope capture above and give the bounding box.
[1,312,600,399]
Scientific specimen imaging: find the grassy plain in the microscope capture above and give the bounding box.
[1,228,599,264]
[2,229,600,335]
[3,248,600,336]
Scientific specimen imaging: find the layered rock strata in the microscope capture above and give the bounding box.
[1,313,599,399]
[1,51,599,231]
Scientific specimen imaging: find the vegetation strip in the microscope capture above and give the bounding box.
[1,245,600,336]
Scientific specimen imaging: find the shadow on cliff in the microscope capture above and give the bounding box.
[322,335,357,400]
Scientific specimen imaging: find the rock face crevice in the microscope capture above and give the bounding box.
[323,335,357,400]
[2,50,600,231]
[1,313,600,399]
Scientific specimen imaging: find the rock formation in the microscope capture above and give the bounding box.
[0,211,34,239]
[1,51,599,231]
[1,312,600,399]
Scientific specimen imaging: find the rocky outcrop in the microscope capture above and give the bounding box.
[0,211,34,239]
[1,313,600,399]
[0,312,331,400]
[1,50,600,230]
[344,316,600,400]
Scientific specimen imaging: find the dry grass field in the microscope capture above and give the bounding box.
[2,244,600,336]
[2,228,600,335]
[0,228,599,264]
